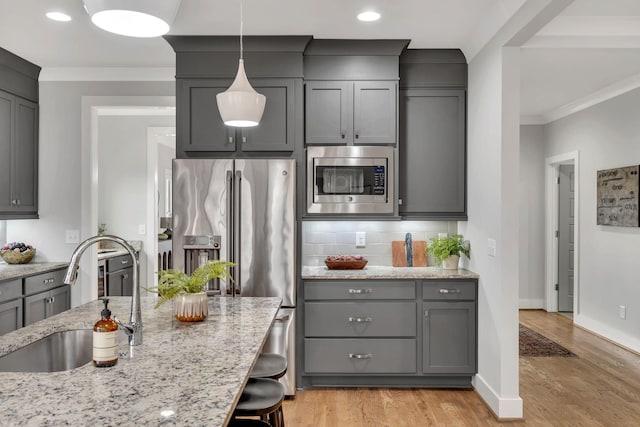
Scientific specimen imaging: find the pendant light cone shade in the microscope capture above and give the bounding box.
[83,0,181,37]
[216,59,266,127]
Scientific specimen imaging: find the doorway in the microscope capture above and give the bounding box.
[545,151,580,315]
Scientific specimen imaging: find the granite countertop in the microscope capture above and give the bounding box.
[301,265,479,280]
[0,262,69,281]
[0,296,281,426]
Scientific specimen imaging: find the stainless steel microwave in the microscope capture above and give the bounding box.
[307,146,394,214]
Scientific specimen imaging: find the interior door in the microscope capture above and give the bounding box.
[558,164,575,312]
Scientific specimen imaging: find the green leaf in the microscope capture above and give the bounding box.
[427,234,471,264]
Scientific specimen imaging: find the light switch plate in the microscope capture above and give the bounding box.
[355,232,366,247]
[65,230,80,244]
[487,238,497,257]
[138,224,146,235]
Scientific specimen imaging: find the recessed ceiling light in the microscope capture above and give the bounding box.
[357,11,381,22]
[46,12,72,22]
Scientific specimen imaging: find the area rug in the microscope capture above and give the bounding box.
[519,324,577,357]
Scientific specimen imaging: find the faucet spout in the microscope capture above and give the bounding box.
[64,234,143,346]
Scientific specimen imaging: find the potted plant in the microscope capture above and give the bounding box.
[149,260,234,322]
[428,234,471,269]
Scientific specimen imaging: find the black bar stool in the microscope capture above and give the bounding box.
[249,353,287,380]
[228,419,271,427]
[233,378,285,427]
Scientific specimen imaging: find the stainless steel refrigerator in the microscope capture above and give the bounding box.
[172,158,296,395]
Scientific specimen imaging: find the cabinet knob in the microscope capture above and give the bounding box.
[123,273,129,280]
[227,136,234,144]
[340,131,346,139]
[355,131,360,139]
[424,310,429,318]
[242,136,247,143]
[398,198,403,205]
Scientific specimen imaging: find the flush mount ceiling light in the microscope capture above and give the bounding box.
[82,0,181,38]
[357,11,381,22]
[46,12,72,22]
[216,4,266,128]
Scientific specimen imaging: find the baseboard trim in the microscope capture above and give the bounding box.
[574,315,640,355]
[473,374,523,420]
[519,298,544,309]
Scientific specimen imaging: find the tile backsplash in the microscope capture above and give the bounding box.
[302,221,457,266]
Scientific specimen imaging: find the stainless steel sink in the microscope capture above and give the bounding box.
[0,329,93,372]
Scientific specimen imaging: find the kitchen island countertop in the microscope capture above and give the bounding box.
[0,296,281,426]
[302,265,479,280]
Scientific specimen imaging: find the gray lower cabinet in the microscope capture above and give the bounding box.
[0,278,23,335]
[305,81,397,145]
[23,268,70,326]
[398,88,466,219]
[0,89,38,219]
[422,281,477,374]
[301,278,477,388]
[106,254,133,296]
[177,78,296,156]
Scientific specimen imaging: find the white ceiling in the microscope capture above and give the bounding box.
[1,0,640,123]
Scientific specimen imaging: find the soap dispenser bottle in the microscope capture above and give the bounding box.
[93,298,119,367]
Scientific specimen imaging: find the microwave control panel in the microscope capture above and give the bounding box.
[373,166,386,195]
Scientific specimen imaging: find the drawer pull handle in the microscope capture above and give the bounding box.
[43,278,55,285]
[439,289,461,294]
[121,260,128,264]
[348,288,372,294]
[348,353,372,360]
[348,316,372,323]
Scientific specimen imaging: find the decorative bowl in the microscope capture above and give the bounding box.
[1,248,36,264]
[324,259,368,270]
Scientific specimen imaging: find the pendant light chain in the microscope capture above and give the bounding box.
[240,3,243,60]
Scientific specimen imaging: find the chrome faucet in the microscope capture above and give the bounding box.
[64,234,143,346]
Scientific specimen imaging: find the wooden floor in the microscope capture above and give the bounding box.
[282,310,640,426]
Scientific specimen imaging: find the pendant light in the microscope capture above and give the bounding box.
[216,4,266,127]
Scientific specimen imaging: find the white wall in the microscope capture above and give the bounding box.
[519,125,546,308]
[543,87,640,352]
[98,115,175,287]
[7,81,174,306]
[302,221,457,266]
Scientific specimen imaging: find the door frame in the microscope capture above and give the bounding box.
[544,150,580,313]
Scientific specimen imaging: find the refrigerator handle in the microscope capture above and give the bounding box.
[226,170,235,295]
[234,170,242,296]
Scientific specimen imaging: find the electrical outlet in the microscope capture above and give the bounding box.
[138,224,146,235]
[487,238,496,257]
[65,230,80,244]
[355,232,366,247]
[619,305,626,320]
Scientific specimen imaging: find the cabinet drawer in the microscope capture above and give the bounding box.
[24,269,66,295]
[304,280,415,300]
[107,254,133,272]
[422,281,476,300]
[305,338,416,374]
[0,279,22,303]
[305,302,416,337]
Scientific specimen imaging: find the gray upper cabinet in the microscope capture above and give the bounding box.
[398,49,468,220]
[0,90,38,218]
[178,78,296,155]
[399,89,466,218]
[305,80,396,145]
[0,48,40,220]
[164,36,310,159]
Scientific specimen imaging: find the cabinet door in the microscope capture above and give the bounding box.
[0,90,14,212]
[422,301,476,374]
[13,97,38,214]
[399,89,466,218]
[24,292,48,326]
[353,81,397,145]
[48,285,71,317]
[177,79,235,154]
[106,271,123,296]
[305,81,350,145]
[0,299,23,335]
[241,79,295,152]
